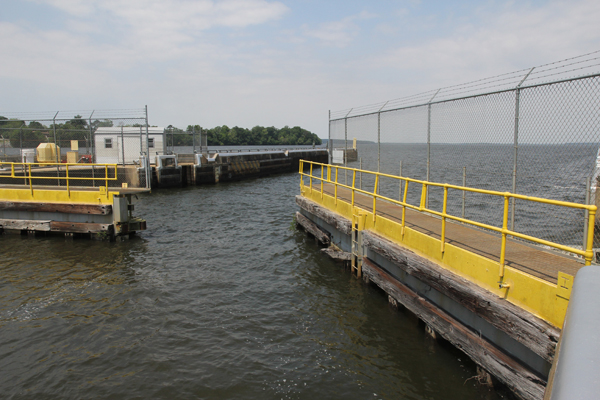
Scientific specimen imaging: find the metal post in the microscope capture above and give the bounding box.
[359,158,362,190]
[511,67,535,230]
[145,105,151,189]
[426,90,439,209]
[377,101,387,174]
[462,166,466,219]
[344,116,348,185]
[399,160,403,201]
[121,126,125,166]
[328,110,332,164]
[53,111,60,186]
[584,176,591,252]
[193,128,196,153]
[89,110,95,163]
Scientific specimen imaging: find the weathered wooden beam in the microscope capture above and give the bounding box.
[321,247,351,264]
[50,221,113,234]
[295,195,351,235]
[0,201,111,215]
[362,230,559,363]
[0,218,51,231]
[295,211,330,245]
[362,257,546,400]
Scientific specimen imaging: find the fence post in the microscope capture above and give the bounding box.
[53,111,61,186]
[121,126,125,166]
[328,110,332,164]
[145,105,151,189]
[426,90,440,208]
[511,67,535,230]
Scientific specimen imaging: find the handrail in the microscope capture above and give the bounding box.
[1,162,118,199]
[298,160,597,278]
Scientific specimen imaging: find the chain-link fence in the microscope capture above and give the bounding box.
[0,108,153,189]
[329,51,600,249]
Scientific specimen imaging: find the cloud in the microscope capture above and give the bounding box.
[372,0,600,89]
[303,11,375,48]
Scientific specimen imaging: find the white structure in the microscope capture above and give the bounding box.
[94,127,166,164]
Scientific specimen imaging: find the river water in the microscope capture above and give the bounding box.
[0,169,512,399]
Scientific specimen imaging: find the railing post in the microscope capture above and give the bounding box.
[585,206,596,265]
[462,166,466,219]
[105,165,109,197]
[499,194,510,282]
[441,186,448,253]
[320,165,324,199]
[359,158,362,190]
[352,170,356,207]
[401,180,408,237]
[66,164,70,198]
[372,174,379,223]
[28,164,33,196]
[334,167,338,205]
[420,183,428,210]
[399,160,403,201]
[309,163,313,194]
[584,176,591,253]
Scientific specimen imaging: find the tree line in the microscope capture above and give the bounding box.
[0,115,322,148]
[171,124,322,146]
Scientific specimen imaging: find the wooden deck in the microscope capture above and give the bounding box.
[311,182,584,284]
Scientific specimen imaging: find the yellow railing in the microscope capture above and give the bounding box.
[299,160,597,276]
[0,162,118,199]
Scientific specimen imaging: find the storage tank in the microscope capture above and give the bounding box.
[36,143,60,163]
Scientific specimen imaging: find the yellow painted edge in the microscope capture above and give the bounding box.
[0,188,115,205]
[302,189,566,328]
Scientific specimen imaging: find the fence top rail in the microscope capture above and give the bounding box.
[329,71,600,122]
[299,160,597,212]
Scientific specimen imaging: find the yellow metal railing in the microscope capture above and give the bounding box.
[0,162,118,199]
[299,160,597,276]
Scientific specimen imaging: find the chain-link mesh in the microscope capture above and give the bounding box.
[328,52,600,249]
[0,109,152,189]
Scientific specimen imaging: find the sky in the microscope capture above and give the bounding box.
[1,0,599,138]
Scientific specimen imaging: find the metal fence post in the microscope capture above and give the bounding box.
[426,90,440,208]
[145,105,151,189]
[511,67,535,230]
[328,110,332,164]
[344,115,348,185]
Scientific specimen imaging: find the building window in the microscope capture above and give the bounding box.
[105,138,112,148]
[148,138,155,148]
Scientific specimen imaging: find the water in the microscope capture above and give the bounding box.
[0,172,507,399]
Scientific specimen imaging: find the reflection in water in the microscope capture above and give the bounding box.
[0,172,508,399]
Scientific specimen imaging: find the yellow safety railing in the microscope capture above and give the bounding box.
[299,160,597,276]
[1,162,118,199]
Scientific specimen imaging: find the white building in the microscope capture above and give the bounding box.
[94,127,166,164]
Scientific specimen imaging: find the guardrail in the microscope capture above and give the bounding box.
[299,160,597,277]
[0,162,118,198]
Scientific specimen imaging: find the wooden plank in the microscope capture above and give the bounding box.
[50,221,113,234]
[296,195,351,235]
[295,212,330,245]
[0,201,111,215]
[362,230,559,363]
[0,219,51,231]
[362,257,546,400]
